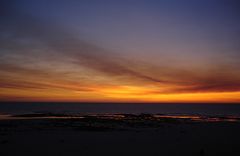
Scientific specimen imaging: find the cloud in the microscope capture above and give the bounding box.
[175,77,240,93]
[0,2,166,84]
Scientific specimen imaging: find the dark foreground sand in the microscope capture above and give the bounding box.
[0,114,240,156]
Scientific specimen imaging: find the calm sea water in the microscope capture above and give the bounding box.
[0,102,240,116]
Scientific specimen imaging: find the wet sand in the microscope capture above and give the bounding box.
[0,114,240,156]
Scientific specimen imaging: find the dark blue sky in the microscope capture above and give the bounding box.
[3,0,240,62]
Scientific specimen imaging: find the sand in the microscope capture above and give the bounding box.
[0,114,240,156]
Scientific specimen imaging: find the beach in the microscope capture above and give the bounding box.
[0,113,240,156]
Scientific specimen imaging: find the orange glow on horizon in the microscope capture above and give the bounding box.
[1,84,240,103]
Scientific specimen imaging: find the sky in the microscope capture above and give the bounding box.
[0,0,240,103]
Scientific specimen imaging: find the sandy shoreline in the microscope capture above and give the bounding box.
[0,114,240,156]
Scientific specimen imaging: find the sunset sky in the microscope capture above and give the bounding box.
[1,0,240,102]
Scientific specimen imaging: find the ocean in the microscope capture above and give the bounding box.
[0,102,240,116]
